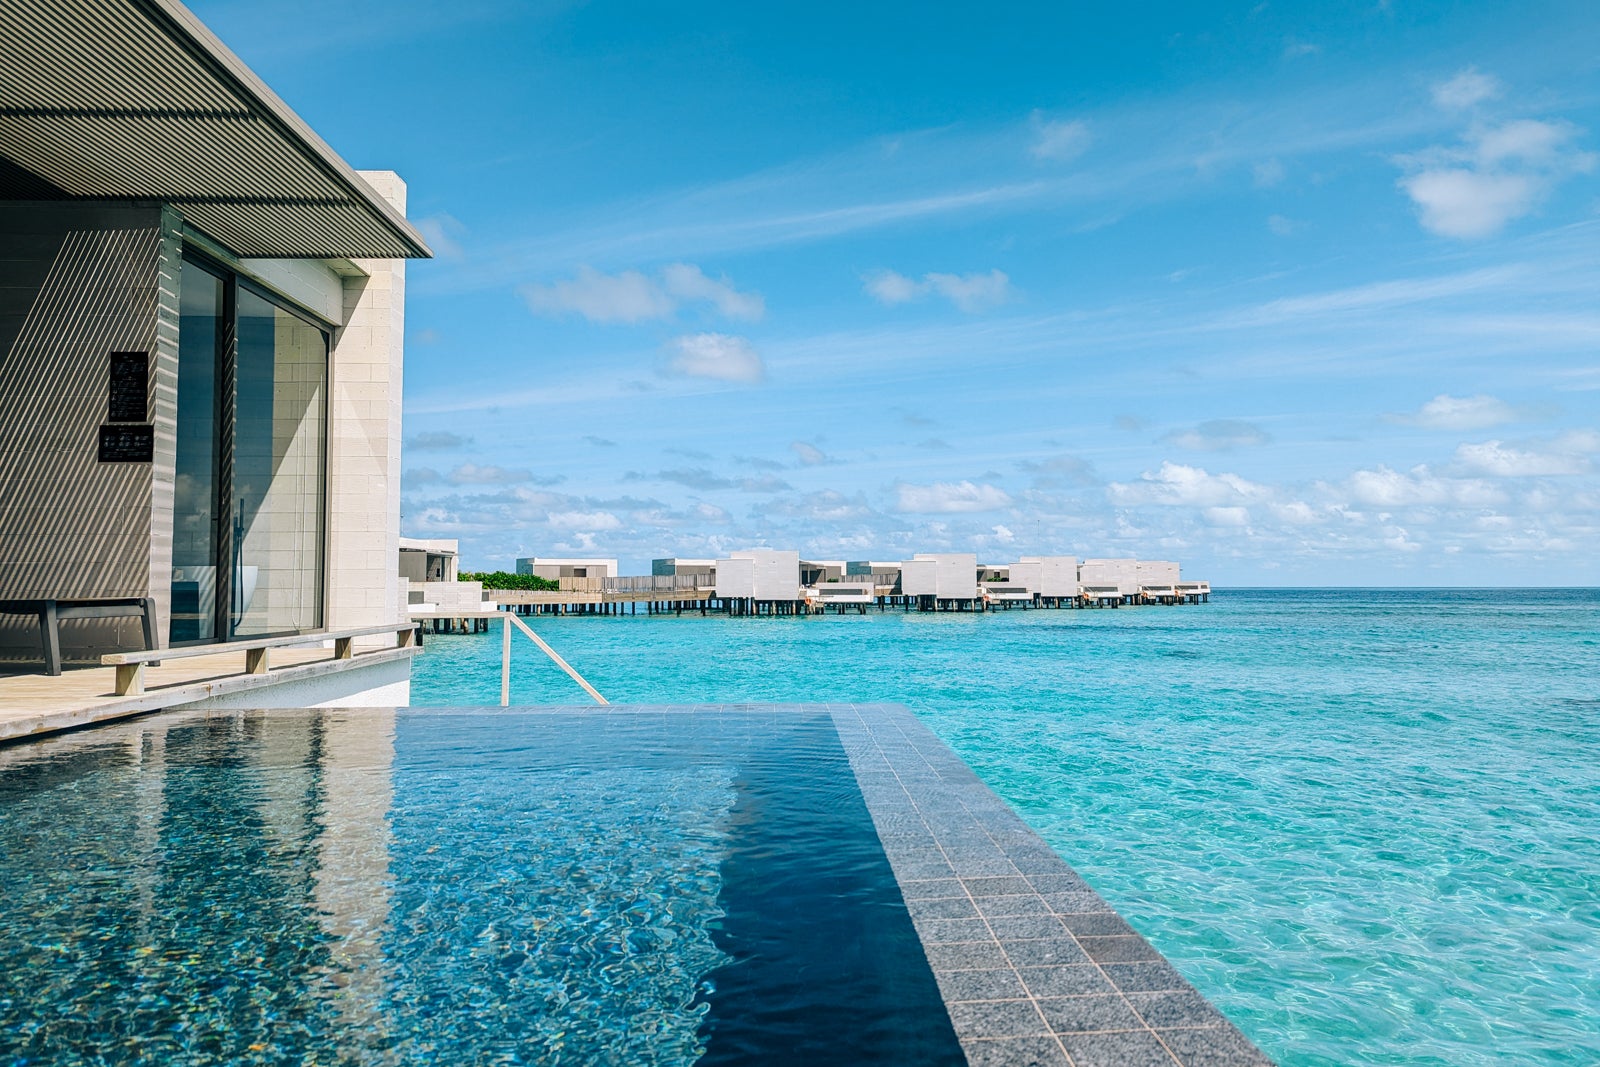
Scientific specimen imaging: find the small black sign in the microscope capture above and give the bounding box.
[98,423,154,463]
[108,351,148,422]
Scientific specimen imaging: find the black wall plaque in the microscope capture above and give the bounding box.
[108,351,148,422]
[98,423,154,463]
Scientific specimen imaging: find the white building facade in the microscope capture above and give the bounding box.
[0,0,430,706]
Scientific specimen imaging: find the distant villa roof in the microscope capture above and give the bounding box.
[0,0,432,259]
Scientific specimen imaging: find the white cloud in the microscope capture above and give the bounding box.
[414,213,466,259]
[1253,158,1286,187]
[523,266,676,323]
[447,462,534,485]
[1267,214,1302,236]
[660,263,766,320]
[895,481,1013,513]
[1455,438,1592,477]
[1474,119,1576,167]
[1107,462,1271,507]
[1029,114,1091,161]
[1391,393,1518,430]
[1271,501,1321,525]
[1432,68,1501,111]
[407,430,472,451]
[1162,419,1271,451]
[1238,267,1517,324]
[791,441,829,466]
[1395,112,1596,239]
[1342,465,1504,507]
[546,510,623,530]
[864,269,1013,313]
[666,333,766,384]
[1204,506,1252,527]
[1399,169,1538,239]
[522,264,763,323]
[925,270,1013,312]
[864,270,922,305]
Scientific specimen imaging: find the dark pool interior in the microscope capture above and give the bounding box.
[0,707,965,1065]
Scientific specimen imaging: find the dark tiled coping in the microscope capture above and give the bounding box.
[829,703,1274,1067]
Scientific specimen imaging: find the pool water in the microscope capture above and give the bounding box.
[0,707,964,1066]
[410,588,1600,1066]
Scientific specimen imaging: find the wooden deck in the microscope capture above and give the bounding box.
[0,644,417,743]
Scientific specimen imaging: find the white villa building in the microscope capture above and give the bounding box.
[714,549,802,603]
[901,554,979,603]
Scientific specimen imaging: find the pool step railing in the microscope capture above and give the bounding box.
[500,611,608,706]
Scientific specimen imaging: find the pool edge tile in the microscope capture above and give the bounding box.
[827,702,1278,1067]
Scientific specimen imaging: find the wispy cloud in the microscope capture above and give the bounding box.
[1029,113,1092,161]
[522,266,675,323]
[626,468,793,493]
[407,430,473,451]
[1431,68,1500,111]
[895,481,1012,513]
[1387,393,1519,431]
[414,213,467,259]
[1162,420,1271,451]
[865,269,1014,313]
[665,333,766,384]
[791,441,831,466]
[521,263,764,323]
[1233,266,1523,325]
[407,462,554,487]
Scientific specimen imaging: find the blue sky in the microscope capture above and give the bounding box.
[194,0,1600,584]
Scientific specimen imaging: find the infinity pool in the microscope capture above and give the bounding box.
[0,707,965,1065]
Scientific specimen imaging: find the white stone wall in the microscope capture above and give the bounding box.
[727,549,801,600]
[326,171,408,642]
[1081,558,1141,596]
[168,654,411,709]
[1136,560,1181,586]
[1017,556,1081,598]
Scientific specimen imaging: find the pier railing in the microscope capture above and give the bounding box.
[603,574,714,593]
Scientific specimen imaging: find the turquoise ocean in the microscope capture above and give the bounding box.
[410,588,1600,1066]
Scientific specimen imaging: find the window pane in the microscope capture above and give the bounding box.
[232,288,326,637]
[170,260,223,644]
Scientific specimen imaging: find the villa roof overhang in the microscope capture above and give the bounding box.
[0,0,432,259]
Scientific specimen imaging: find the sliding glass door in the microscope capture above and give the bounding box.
[171,259,225,643]
[171,255,328,644]
[232,288,327,637]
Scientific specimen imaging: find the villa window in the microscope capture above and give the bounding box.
[171,254,328,644]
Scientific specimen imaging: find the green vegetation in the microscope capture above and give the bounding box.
[459,571,560,591]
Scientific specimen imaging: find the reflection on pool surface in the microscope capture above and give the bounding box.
[0,707,964,1066]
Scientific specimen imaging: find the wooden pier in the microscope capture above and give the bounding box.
[409,579,1210,632]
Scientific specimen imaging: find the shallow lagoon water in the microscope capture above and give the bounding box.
[412,588,1600,1066]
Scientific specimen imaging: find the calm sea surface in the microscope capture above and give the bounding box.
[410,588,1600,1066]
